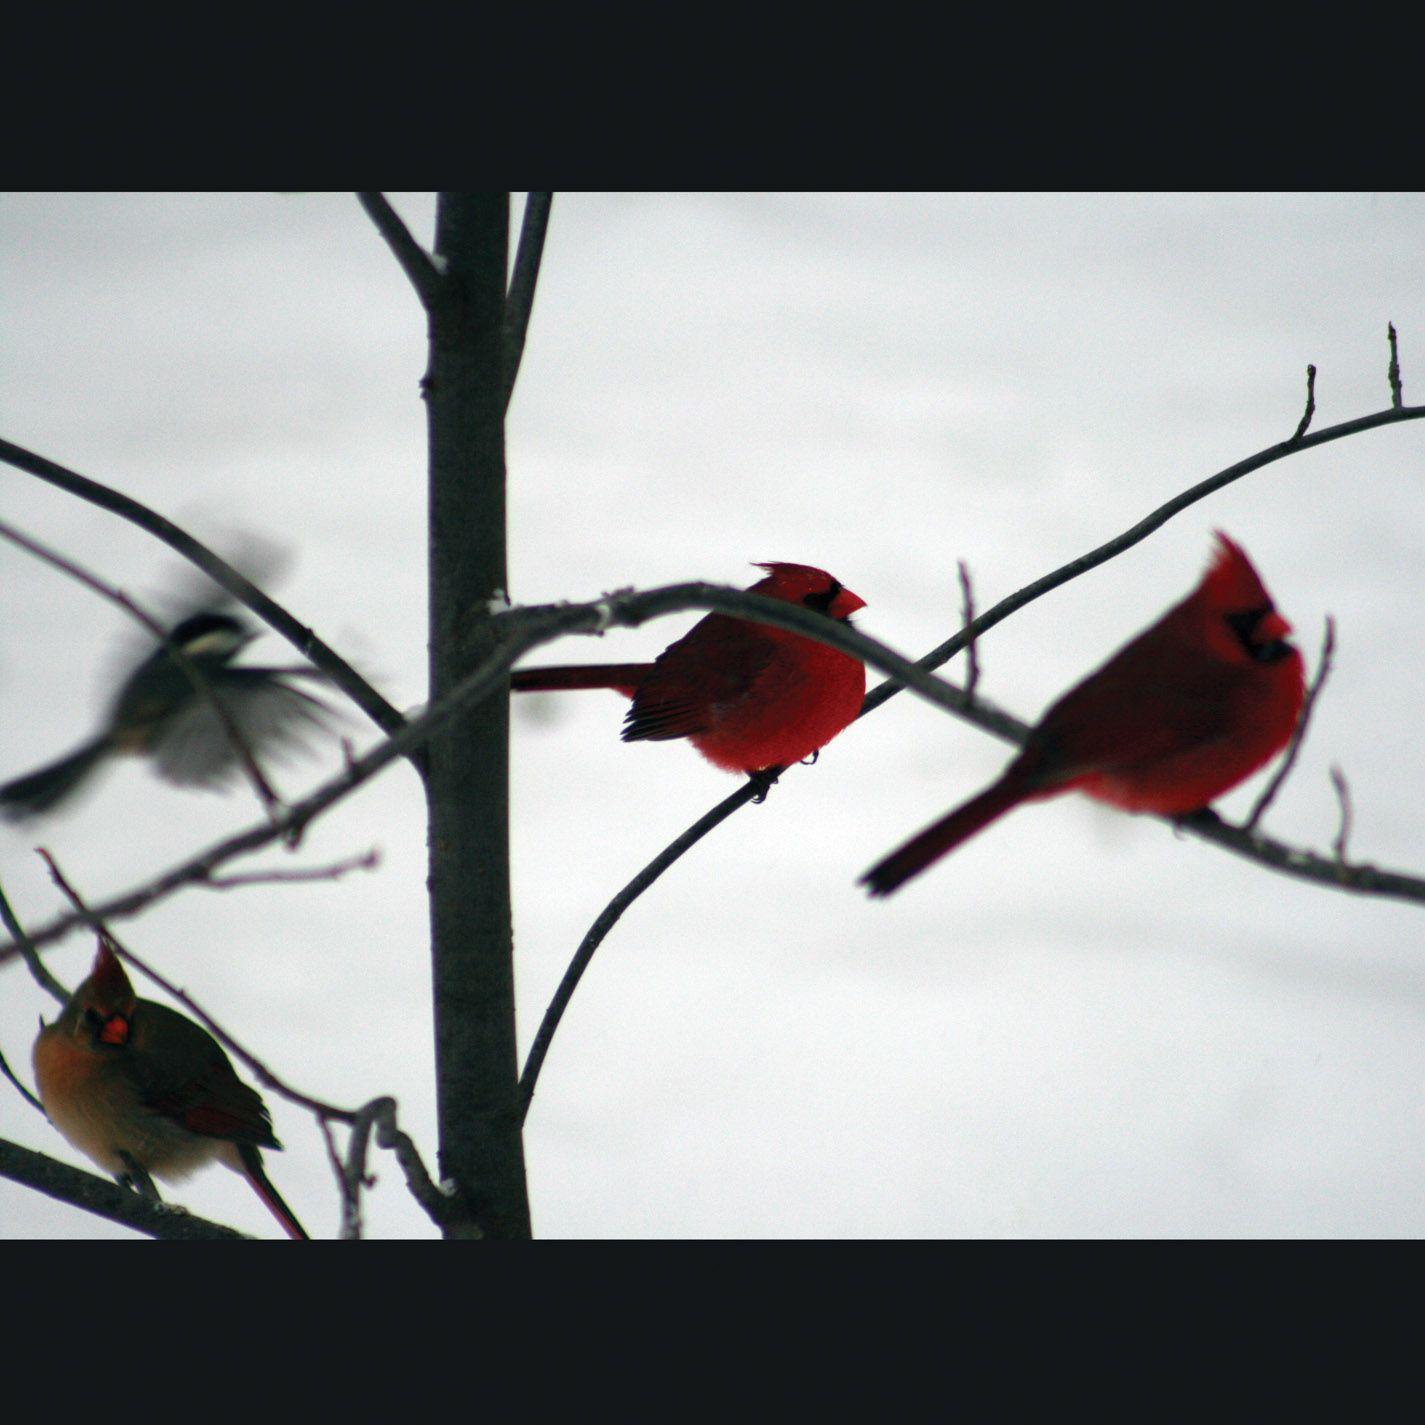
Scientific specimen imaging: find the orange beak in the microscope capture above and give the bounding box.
[99,1014,130,1046]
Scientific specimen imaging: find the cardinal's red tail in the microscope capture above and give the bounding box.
[511,665,652,698]
[238,1144,309,1241]
[861,775,1032,897]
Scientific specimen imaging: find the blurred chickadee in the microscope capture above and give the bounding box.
[0,607,334,820]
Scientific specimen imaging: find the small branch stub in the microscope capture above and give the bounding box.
[1387,322,1403,409]
[958,560,980,700]
[1293,364,1317,442]
[1330,765,1353,864]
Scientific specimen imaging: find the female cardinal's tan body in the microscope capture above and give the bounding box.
[33,941,307,1239]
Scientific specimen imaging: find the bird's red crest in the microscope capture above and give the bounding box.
[1203,532,1275,613]
[86,939,137,1017]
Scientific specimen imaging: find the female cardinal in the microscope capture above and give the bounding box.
[862,533,1305,895]
[512,562,867,775]
[32,939,308,1240]
[0,606,331,820]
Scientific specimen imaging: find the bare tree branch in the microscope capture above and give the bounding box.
[504,193,553,411]
[338,1096,457,1238]
[0,1137,250,1239]
[1,871,62,1138]
[203,849,380,888]
[0,437,410,749]
[0,878,67,1003]
[356,192,444,309]
[519,779,761,1120]
[335,1102,378,1239]
[0,1043,43,1114]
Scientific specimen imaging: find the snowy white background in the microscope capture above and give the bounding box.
[2,192,1422,1239]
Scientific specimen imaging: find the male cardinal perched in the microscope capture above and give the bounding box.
[32,940,308,1240]
[0,606,330,820]
[863,533,1305,895]
[512,562,867,775]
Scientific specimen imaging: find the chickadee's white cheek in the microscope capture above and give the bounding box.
[179,633,242,657]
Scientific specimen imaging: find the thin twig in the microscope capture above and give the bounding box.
[1387,322,1403,408]
[0,518,283,818]
[957,560,980,700]
[370,1100,455,1231]
[0,1044,43,1113]
[0,878,67,1002]
[356,192,444,309]
[1245,616,1335,832]
[0,879,60,1164]
[203,849,380,888]
[519,779,761,1120]
[324,1096,453,1237]
[317,1115,350,1232]
[1292,364,1317,441]
[1330,766,1353,863]
[336,1103,377,1240]
[338,1095,455,1237]
[0,437,409,748]
[504,193,552,412]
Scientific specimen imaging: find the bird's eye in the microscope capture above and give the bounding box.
[82,1007,103,1029]
[1225,605,1292,663]
[803,580,843,614]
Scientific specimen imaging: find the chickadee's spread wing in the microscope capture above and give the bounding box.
[147,668,334,786]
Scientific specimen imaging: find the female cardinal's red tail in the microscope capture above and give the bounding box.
[237,1143,309,1240]
[861,774,1034,896]
[511,665,650,697]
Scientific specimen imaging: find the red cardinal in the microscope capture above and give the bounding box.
[512,562,867,775]
[32,939,308,1240]
[863,533,1305,895]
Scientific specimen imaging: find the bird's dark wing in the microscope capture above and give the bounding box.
[1018,624,1244,787]
[621,615,777,743]
[147,669,334,786]
[130,1001,280,1148]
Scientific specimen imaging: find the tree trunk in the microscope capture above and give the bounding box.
[425,193,530,1238]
